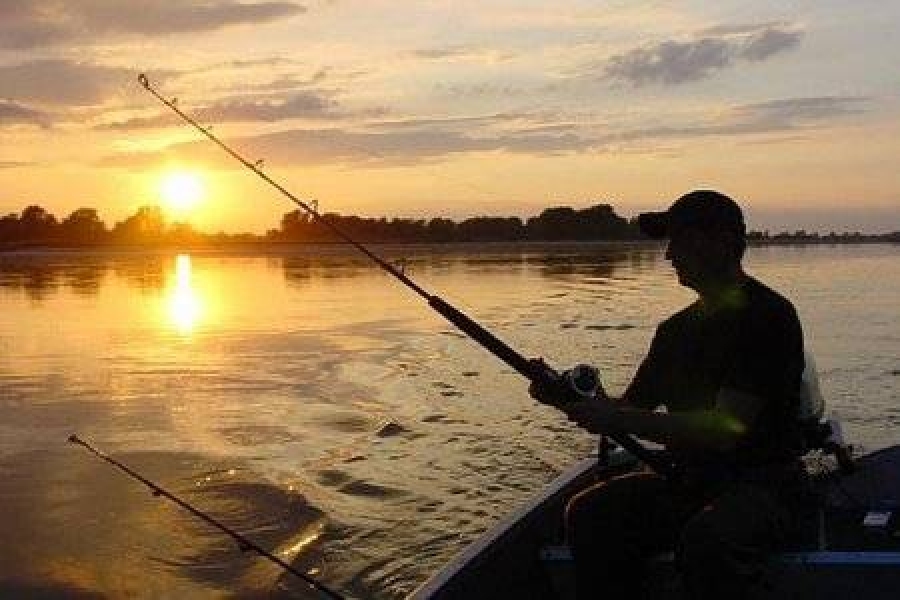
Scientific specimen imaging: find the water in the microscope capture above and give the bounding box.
[0,242,897,598]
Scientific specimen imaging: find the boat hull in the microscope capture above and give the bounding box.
[409,445,900,599]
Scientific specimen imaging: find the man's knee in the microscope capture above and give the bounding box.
[565,481,616,546]
[566,473,669,553]
[677,498,773,597]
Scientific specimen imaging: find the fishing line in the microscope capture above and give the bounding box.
[135,72,671,479]
[68,434,344,600]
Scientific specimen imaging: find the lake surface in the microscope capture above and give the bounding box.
[0,242,898,599]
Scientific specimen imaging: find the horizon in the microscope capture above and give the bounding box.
[2,2,899,234]
[0,203,900,239]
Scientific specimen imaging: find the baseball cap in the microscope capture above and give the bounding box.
[637,190,746,239]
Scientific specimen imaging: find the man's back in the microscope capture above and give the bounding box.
[624,275,806,468]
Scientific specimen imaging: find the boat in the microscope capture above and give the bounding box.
[408,428,900,599]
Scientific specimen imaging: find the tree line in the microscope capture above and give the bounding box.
[0,205,181,247]
[276,203,638,243]
[0,203,641,247]
[1,203,897,249]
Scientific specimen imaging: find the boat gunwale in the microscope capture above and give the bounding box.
[406,455,603,599]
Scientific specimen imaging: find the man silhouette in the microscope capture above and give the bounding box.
[533,190,808,599]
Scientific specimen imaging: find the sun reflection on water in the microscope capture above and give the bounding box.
[168,254,202,333]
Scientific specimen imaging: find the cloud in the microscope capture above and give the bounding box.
[82,0,305,35]
[98,95,867,170]
[99,119,596,169]
[99,90,345,130]
[730,96,867,125]
[231,66,375,96]
[697,22,785,36]
[243,70,330,93]
[197,91,337,121]
[740,27,804,61]
[0,100,52,128]
[603,24,803,86]
[604,96,868,143]
[362,113,526,132]
[433,80,564,100]
[0,60,136,106]
[413,45,515,63]
[605,38,731,85]
[0,0,305,48]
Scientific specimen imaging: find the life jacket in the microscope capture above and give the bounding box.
[797,351,854,472]
[797,350,825,424]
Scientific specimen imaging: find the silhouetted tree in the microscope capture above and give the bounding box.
[0,201,890,250]
[19,205,58,241]
[427,217,456,242]
[527,206,578,240]
[61,208,106,244]
[524,204,632,240]
[168,222,202,246]
[112,205,166,243]
[458,216,525,241]
[0,213,21,245]
[577,204,631,239]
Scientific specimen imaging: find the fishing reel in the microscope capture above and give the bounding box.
[563,364,603,400]
[530,360,603,406]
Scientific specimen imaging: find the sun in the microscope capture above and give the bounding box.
[160,171,205,212]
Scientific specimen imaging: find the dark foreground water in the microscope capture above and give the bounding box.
[0,242,898,598]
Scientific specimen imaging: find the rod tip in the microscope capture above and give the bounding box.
[67,433,80,444]
[137,73,149,88]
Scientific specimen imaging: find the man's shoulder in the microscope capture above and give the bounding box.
[656,276,799,335]
[657,301,702,335]
[743,276,799,323]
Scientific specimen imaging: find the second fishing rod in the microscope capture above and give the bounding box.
[137,74,672,479]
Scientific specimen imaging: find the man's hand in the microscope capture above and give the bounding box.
[559,395,620,434]
[528,358,608,409]
[527,358,620,432]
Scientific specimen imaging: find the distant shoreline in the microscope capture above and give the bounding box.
[1,236,897,256]
[5,202,896,255]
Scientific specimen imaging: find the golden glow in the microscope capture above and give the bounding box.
[167,254,202,333]
[160,171,205,213]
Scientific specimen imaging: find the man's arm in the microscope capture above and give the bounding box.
[562,387,765,452]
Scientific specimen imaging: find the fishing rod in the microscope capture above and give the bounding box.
[136,74,672,479]
[68,434,344,600]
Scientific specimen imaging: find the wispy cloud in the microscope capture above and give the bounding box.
[0,0,305,48]
[603,96,869,146]
[361,113,525,132]
[99,120,594,169]
[99,95,866,170]
[730,96,867,126]
[603,23,803,86]
[0,100,52,128]
[413,45,515,63]
[740,27,804,61]
[433,80,565,100]
[209,68,347,96]
[99,90,349,130]
[0,60,137,107]
[0,160,34,169]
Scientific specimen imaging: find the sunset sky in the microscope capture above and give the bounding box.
[1,1,898,233]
